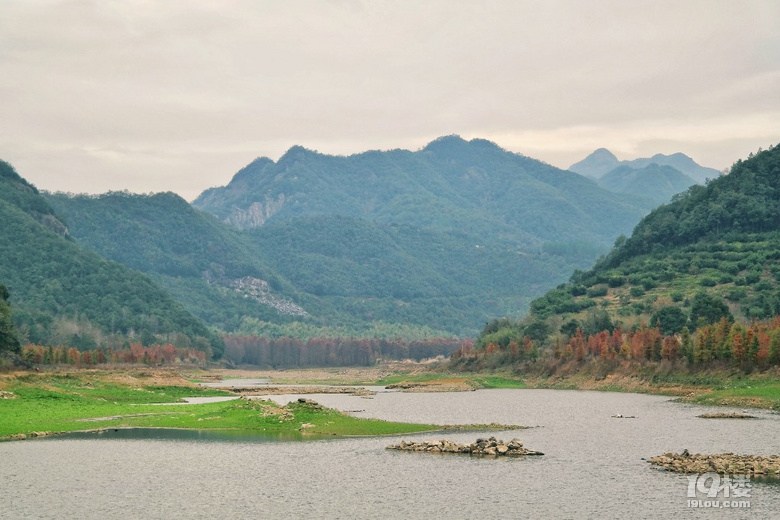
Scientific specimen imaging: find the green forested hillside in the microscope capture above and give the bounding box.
[47,193,585,337]
[182,136,657,336]
[0,161,223,356]
[46,191,307,333]
[484,144,780,351]
[0,283,20,359]
[47,137,653,339]
[247,215,580,336]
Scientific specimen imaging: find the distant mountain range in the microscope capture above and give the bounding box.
[4,136,727,346]
[567,148,722,206]
[36,136,656,339]
[569,148,721,184]
[194,136,653,246]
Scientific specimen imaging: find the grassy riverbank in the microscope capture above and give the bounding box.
[206,363,780,410]
[514,365,780,410]
[0,369,442,441]
[3,363,777,442]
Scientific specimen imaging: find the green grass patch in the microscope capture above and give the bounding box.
[374,373,451,385]
[687,380,780,409]
[471,376,526,389]
[0,373,441,439]
[373,373,525,389]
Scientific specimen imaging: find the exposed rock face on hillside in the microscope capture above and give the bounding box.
[225,195,286,230]
[227,276,307,316]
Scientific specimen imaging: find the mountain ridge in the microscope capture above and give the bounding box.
[569,148,721,184]
[47,136,658,338]
[194,135,653,247]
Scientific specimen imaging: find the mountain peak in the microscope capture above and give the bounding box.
[570,149,720,184]
[279,145,318,163]
[592,148,618,159]
[626,153,719,183]
[422,134,468,152]
[568,149,620,178]
[229,157,274,184]
[421,135,506,159]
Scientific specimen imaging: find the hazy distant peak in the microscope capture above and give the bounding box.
[422,135,507,159]
[568,148,620,178]
[592,148,618,159]
[624,152,720,183]
[422,134,469,152]
[249,156,274,167]
[570,149,720,184]
[280,145,317,162]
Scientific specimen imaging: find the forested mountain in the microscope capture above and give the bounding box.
[48,192,584,338]
[567,148,620,179]
[531,144,780,331]
[192,136,655,335]
[569,149,721,183]
[0,161,223,357]
[45,137,654,339]
[597,164,697,205]
[247,215,580,336]
[46,191,307,333]
[466,144,780,371]
[194,135,652,247]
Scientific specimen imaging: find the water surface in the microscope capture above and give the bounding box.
[2,389,778,519]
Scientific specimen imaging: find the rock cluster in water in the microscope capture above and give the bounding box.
[386,437,543,457]
[696,412,757,419]
[649,451,780,477]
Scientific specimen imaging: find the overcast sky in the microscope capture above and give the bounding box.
[2,0,779,200]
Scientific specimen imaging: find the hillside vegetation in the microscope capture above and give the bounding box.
[465,144,780,373]
[534,145,780,327]
[47,137,654,338]
[0,161,223,357]
[45,191,307,334]
[0,283,21,362]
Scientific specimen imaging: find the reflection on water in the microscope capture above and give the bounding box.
[2,389,778,519]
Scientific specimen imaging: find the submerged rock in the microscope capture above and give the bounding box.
[386,437,543,457]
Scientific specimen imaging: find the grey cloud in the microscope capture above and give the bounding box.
[1,0,778,198]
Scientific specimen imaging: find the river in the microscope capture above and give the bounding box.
[1,389,778,519]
